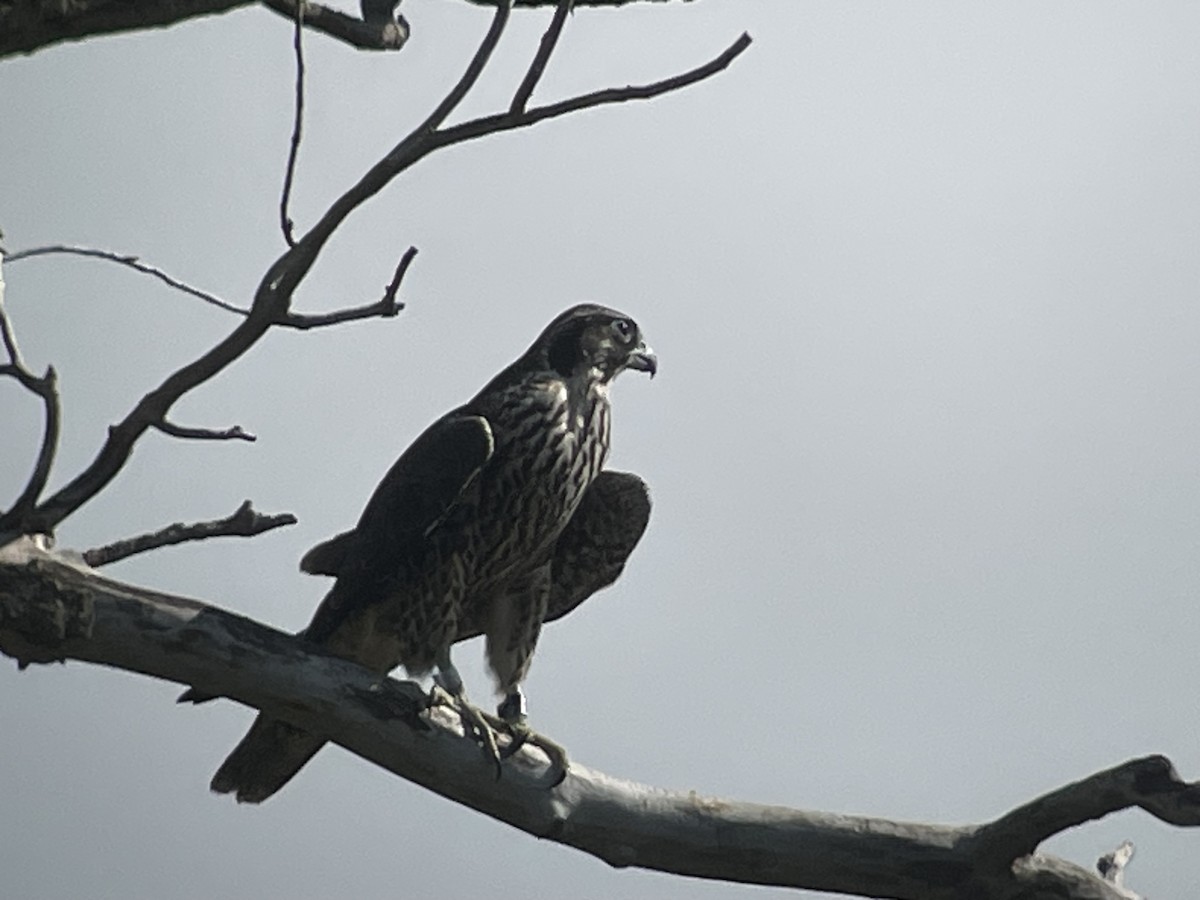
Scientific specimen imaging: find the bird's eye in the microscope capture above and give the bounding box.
[610,318,634,341]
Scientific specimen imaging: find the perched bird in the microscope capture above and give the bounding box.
[201,304,655,803]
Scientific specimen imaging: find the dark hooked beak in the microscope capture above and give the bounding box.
[625,342,658,378]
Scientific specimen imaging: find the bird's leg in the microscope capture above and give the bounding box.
[496,687,569,784]
[433,655,503,778]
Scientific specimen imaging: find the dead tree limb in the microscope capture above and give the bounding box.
[0,538,1191,900]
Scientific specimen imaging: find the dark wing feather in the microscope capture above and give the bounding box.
[302,413,493,643]
[454,470,650,642]
[299,529,355,576]
[545,470,650,624]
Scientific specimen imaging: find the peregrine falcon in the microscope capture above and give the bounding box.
[200,304,655,802]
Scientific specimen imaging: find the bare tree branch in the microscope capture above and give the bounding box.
[972,753,1200,873]
[261,22,750,354]
[80,501,297,567]
[0,540,1192,900]
[437,32,753,149]
[280,0,306,248]
[3,245,247,316]
[0,257,61,533]
[510,0,573,115]
[154,420,257,442]
[278,245,416,330]
[425,1,513,131]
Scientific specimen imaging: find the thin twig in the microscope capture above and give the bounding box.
[279,245,416,329]
[280,0,305,247]
[154,420,257,442]
[421,0,512,132]
[0,257,61,533]
[81,500,297,566]
[510,0,573,114]
[971,755,1200,873]
[0,265,25,368]
[438,32,753,149]
[4,245,248,316]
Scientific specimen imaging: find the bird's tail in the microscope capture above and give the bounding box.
[209,714,326,803]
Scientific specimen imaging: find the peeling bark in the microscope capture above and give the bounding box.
[1,538,1192,900]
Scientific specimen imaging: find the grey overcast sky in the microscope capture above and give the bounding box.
[3,2,1199,898]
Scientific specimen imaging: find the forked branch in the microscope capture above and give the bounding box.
[510,0,573,114]
[0,540,1189,900]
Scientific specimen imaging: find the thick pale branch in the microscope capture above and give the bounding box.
[0,540,1187,900]
[269,23,749,347]
[972,755,1200,867]
[81,501,296,567]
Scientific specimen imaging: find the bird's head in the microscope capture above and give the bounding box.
[535,304,657,382]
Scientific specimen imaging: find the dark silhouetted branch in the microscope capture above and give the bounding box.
[0,540,1191,900]
[437,32,753,149]
[278,245,416,329]
[80,501,296,567]
[972,755,1200,871]
[280,1,306,248]
[510,0,573,114]
[0,258,61,537]
[154,420,257,442]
